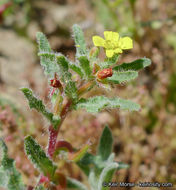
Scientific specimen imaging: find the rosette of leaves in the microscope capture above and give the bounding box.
[0,24,151,189]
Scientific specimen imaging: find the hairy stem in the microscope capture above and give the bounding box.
[47,98,72,158]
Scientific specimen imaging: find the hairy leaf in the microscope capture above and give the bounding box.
[76,153,95,176]
[67,177,88,190]
[88,169,99,190]
[36,32,59,78]
[113,58,151,71]
[106,71,138,84]
[94,153,115,169]
[79,56,92,79]
[56,55,78,101]
[0,139,25,190]
[69,62,84,78]
[72,24,87,57]
[78,56,92,79]
[21,88,60,129]
[97,163,119,190]
[99,54,119,69]
[97,126,113,161]
[76,96,140,113]
[36,32,51,52]
[24,136,57,179]
[117,162,129,169]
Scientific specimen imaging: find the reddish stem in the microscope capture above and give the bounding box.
[47,99,72,158]
[47,125,59,158]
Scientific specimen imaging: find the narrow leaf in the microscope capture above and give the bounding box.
[72,24,87,57]
[21,88,60,129]
[97,126,113,161]
[67,177,88,190]
[56,55,78,101]
[113,58,151,71]
[36,32,59,78]
[76,96,140,113]
[88,169,99,190]
[98,163,119,190]
[65,81,78,101]
[24,136,57,179]
[78,56,92,79]
[117,162,129,169]
[68,143,90,162]
[106,71,138,84]
[69,62,84,78]
[36,32,51,52]
[0,139,25,190]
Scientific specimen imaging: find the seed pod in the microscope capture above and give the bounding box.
[97,68,113,80]
[50,79,62,88]
[50,73,62,88]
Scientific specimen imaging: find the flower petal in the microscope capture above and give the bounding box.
[119,37,133,49]
[104,31,119,42]
[112,32,119,43]
[92,36,105,47]
[106,49,114,58]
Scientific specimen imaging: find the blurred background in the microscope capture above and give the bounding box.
[0,0,176,189]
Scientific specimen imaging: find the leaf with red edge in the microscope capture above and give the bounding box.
[53,140,73,158]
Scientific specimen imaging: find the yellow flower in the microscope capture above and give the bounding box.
[92,31,133,58]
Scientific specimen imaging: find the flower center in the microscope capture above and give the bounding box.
[105,40,118,49]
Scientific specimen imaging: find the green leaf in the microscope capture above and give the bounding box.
[76,163,90,177]
[69,144,90,162]
[76,96,140,113]
[21,88,60,129]
[78,56,92,79]
[94,153,115,169]
[72,24,87,57]
[67,177,88,190]
[117,162,129,169]
[0,138,7,158]
[69,62,84,78]
[106,71,138,84]
[56,55,78,101]
[76,153,95,176]
[0,139,25,190]
[56,54,70,82]
[24,136,57,179]
[97,163,119,190]
[65,81,78,102]
[36,32,51,52]
[113,58,151,72]
[97,126,113,161]
[99,54,119,69]
[88,169,99,190]
[36,32,59,78]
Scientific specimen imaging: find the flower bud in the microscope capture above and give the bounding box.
[97,68,113,80]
